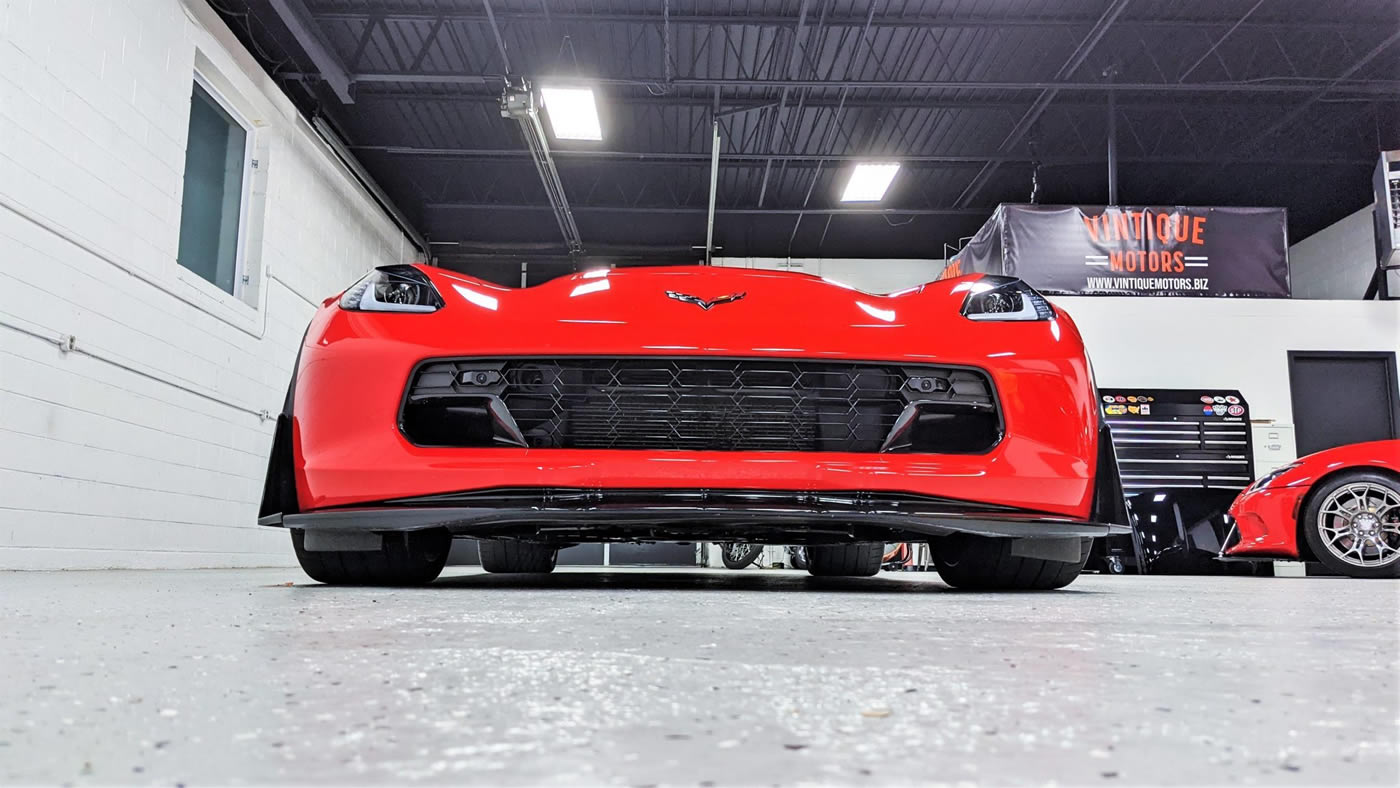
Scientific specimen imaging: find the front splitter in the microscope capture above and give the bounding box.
[262,488,1129,542]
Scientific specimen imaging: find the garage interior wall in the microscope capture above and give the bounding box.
[1288,204,1382,299]
[1056,297,1399,472]
[715,257,946,295]
[0,0,417,570]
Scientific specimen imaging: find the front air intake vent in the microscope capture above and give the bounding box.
[401,357,999,454]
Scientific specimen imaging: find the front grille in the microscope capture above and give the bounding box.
[403,357,995,453]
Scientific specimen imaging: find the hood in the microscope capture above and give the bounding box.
[383,265,1081,363]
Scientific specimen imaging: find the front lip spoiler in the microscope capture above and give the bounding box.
[262,488,1129,541]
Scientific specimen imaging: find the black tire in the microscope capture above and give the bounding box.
[291,528,451,586]
[1300,471,1400,579]
[932,534,1090,590]
[720,543,764,569]
[478,539,558,573]
[806,542,883,577]
[788,546,809,571]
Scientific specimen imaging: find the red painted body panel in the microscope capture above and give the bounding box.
[1226,439,1400,558]
[288,265,1102,520]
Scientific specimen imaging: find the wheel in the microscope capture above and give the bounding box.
[291,528,451,586]
[478,539,558,573]
[931,534,1091,590]
[882,542,911,570]
[788,546,809,571]
[1104,555,1125,574]
[1300,471,1400,579]
[720,543,764,569]
[806,542,883,577]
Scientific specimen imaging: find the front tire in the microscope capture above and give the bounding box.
[932,534,1090,590]
[806,542,883,577]
[720,543,764,569]
[478,539,558,573]
[1301,471,1400,579]
[292,528,451,586]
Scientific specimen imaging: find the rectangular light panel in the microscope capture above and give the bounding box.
[540,87,603,141]
[840,162,901,202]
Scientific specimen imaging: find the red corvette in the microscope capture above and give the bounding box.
[259,264,1129,588]
[1227,440,1400,578]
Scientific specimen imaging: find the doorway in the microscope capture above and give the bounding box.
[1287,351,1400,456]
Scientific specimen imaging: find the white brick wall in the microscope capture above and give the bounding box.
[1288,205,1379,300]
[0,0,418,569]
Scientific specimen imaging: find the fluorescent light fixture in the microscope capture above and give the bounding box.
[540,87,602,141]
[840,162,900,202]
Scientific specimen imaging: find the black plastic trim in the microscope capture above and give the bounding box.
[274,486,1130,542]
[258,333,307,524]
[1090,421,1131,526]
[396,355,1005,455]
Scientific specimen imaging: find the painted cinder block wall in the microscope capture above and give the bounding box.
[1287,204,1380,300]
[0,0,418,569]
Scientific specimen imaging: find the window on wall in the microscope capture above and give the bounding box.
[176,78,251,296]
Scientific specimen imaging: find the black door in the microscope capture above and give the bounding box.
[1288,351,1400,456]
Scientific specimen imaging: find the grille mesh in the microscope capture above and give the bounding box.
[407,358,993,452]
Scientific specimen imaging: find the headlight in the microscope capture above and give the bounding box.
[960,277,1054,322]
[339,265,444,313]
[1251,462,1301,491]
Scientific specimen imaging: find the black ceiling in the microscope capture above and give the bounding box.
[210,0,1400,278]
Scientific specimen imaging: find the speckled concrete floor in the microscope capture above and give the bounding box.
[1,567,1396,786]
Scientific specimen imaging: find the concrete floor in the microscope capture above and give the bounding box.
[1,567,1396,786]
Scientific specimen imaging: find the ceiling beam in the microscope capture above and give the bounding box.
[954,0,1132,209]
[266,0,355,103]
[1174,27,1400,201]
[756,0,811,208]
[309,9,1394,34]
[425,203,987,216]
[1176,0,1267,83]
[344,89,1395,110]
[481,0,513,75]
[353,146,1374,167]
[328,73,1400,96]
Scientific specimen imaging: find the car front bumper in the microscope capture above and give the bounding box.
[1224,484,1307,559]
[260,305,1123,535]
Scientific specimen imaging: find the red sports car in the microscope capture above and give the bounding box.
[259,264,1129,588]
[1226,439,1400,578]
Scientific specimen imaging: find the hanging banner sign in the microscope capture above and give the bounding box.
[941,204,1290,297]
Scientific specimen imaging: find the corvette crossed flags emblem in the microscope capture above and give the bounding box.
[665,290,747,310]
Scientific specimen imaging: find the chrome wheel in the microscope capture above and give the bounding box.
[719,542,763,569]
[1316,482,1400,568]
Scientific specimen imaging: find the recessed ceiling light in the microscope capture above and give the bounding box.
[841,162,900,202]
[540,86,603,141]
